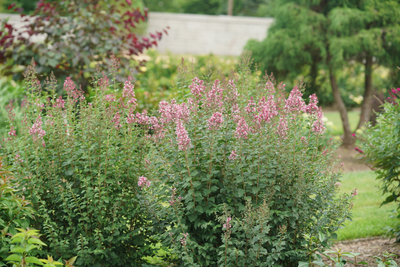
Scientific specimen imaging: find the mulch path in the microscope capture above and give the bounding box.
[328,237,400,266]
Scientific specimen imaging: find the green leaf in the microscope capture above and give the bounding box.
[10,246,25,254]
[28,238,47,246]
[25,257,45,265]
[298,261,310,267]
[4,254,22,262]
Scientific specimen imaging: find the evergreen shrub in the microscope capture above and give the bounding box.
[144,53,355,266]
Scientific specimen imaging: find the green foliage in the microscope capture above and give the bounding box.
[361,88,400,241]
[2,228,77,267]
[134,50,245,111]
[144,53,354,266]
[0,156,36,266]
[1,59,156,267]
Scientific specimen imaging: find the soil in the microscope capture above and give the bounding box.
[332,146,370,173]
[328,237,400,266]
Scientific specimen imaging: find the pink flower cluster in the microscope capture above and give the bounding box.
[203,80,224,111]
[176,121,191,151]
[312,108,326,134]
[138,176,151,189]
[254,95,278,124]
[8,126,16,137]
[14,154,23,163]
[29,115,46,146]
[169,188,177,206]
[159,100,190,124]
[208,112,224,130]
[122,76,137,108]
[180,233,188,246]
[112,112,121,129]
[54,96,65,108]
[245,97,256,114]
[64,77,84,102]
[235,117,250,139]
[276,117,288,139]
[105,94,116,102]
[285,86,306,113]
[223,217,232,230]
[188,77,205,100]
[228,150,238,160]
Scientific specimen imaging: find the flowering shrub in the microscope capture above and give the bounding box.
[361,87,400,241]
[144,54,355,266]
[1,59,156,266]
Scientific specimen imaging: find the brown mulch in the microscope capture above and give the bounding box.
[326,237,400,266]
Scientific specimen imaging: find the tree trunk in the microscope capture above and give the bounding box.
[329,67,355,147]
[357,55,374,129]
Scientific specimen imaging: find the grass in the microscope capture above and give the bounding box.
[335,171,398,241]
[323,110,360,136]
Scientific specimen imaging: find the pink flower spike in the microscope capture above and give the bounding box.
[208,112,224,130]
[176,121,191,151]
[352,133,356,137]
[234,117,250,139]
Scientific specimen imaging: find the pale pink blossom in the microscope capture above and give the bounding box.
[135,110,150,125]
[265,80,275,94]
[122,76,137,107]
[15,154,23,163]
[203,79,224,111]
[169,188,177,206]
[105,94,116,102]
[180,233,189,246]
[276,117,288,139]
[245,97,256,114]
[306,94,319,115]
[159,100,190,124]
[285,86,306,113]
[189,77,205,100]
[138,176,151,189]
[228,150,238,160]
[255,95,278,124]
[29,115,46,143]
[223,217,232,230]
[112,112,121,129]
[234,117,250,139]
[54,96,65,108]
[312,108,326,134]
[8,126,16,137]
[64,77,84,102]
[335,182,342,187]
[176,121,191,151]
[208,112,224,130]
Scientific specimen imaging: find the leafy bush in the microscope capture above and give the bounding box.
[1,58,156,267]
[0,156,36,266]
[361,87,400,241]
[2,0,165,92]
[144,53,355,266]
[3,228,77,267]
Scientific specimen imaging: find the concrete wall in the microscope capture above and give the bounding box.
[147,12,274,56]
[0,12,274,56]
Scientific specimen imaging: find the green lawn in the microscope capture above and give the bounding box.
[335,171,398,241]
[323,110,360,136]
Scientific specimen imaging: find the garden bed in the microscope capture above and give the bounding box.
[331,237,400,265]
